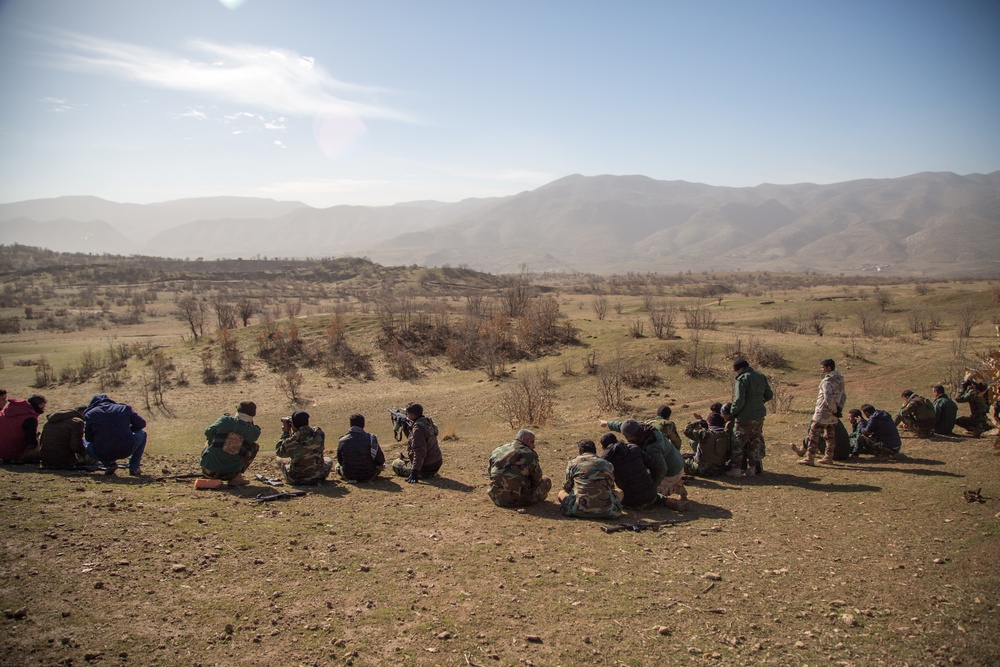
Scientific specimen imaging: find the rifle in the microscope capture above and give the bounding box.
[154,472,203,482]
[254,473,285,486]
[600,519,685,534]
[388,408,412,442]
[251,490,307,504]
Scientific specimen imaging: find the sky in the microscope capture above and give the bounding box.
[0,0,998,209]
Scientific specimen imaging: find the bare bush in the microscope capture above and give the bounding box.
[236,296,257,327]
[596,354,630,413]
[622,361,661,389]
[583,351,598,375]
[656,347,688,366]
[213,297,238,331]
[613,301,624,316]
[176,296,207,340]
[685,331,719,378]
[767,379,794,414]
[500,266,533,318]
[648,306,677,339]
[724,335,788,369]
[285,299,303,319]
[956,302,983,339]
[499,369,555,428]
[0,317,20,334]
[761,314,795,333]
[33,356,55,388]
[384,341,419,381]
[856,307,895,337]
[628,319,644,338]
[277,368,305,404]
[217,328,242,381]
[914,282,931,296]
[591,295,609,320]
[809,309,827,336]
[200,350,218,385]
[682,303,718,330]
[323,314,374,380]
[873,287,893,312]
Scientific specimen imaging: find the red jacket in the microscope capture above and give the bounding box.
[0,399,38,460]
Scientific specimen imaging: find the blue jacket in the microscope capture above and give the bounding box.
[860,410,901,452]
[84,394,146,459]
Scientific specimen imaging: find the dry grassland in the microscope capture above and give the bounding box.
[1,274,998,666]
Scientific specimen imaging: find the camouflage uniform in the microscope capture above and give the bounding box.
[560,454,622,519]
[487,441,551,507]
[275,426,332,485]
[804,369,846,461]
[955,386,991,436]
[894,394,937,438]
[682,422,730,477]
[646,418,682,452]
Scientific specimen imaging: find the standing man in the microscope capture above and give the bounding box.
[955,374,992,438]
[39,405,88,469]
[200,401,261,486]
[336,413,386,483]
[487,429,551,507]
[558,439,623,519]
[794,359,846,466]
[0,394,46,462]
[728,358,774,478]
[84,394,147,476]
[931,385,958,436]
[391,403,442,483]
[894,390,937,438]
[275,411,331,485]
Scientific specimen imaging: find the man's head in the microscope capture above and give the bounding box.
[848,408,863,424]
[577,439,597,456]
[405,402,423,420]
[901,389,914,400]
[599,432,619,449]
[932,385,945,398]
[733,358,749,373]
[821,358,835,373]
[291,411,310,429]
[619,419,642,443]
[514,429,536,449]
[707,412,725,428]
[237,401,257,418]
[27,394,46,414]
[656,405,672,420]
[709,402,723,414]
[861,404,876,417]
[721,402,733,417]
[349,413,365,429]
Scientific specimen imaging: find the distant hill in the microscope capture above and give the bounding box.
[0,217,138,256]
[2,172,998,275]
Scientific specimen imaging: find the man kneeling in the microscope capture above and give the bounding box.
[487,429,551,508]
[200,401,261,486]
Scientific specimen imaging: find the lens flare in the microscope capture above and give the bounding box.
[313,113,367,159]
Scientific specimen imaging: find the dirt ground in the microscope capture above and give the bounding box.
[1,428,997,667]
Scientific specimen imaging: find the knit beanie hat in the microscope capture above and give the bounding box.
[237,401,257,417]
[620,419,642,439]
[291,411,309,429]
[707,412,725,428]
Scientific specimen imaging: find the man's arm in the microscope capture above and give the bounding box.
[22,417,39,449]
[129,409,147,432]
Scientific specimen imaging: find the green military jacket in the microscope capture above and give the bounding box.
[487,441,545,507]
[201,414,261,477]
[732,366,774,423]
[276,426,327,485]
[647,418,682,451]
[683,422,730,475]
[933,394,958,434]
[957,386,989,418]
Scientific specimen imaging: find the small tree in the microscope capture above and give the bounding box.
[235,296,257,327]
[591,295,609,320]
[956,302,983,339]
[176,296,206,340]
[499,369,555,428]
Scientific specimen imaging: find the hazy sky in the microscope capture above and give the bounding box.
[0,0,997,208]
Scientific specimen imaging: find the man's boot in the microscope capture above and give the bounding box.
[228,474,250,487]
[790,442,806,457]
[797,454,815,466]
[817,454,835,465]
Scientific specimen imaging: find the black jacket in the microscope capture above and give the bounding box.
[336,427,385,481]
[601,441,657,508]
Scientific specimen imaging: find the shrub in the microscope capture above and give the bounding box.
[656,347,688,366]
[33,356,55,388]
[761,315,796,333]
[499,369,555,428]
[277,368,305,404]
[596,354,630,413]
[622,361,661,389]
[385,341,419,381]
[0,317,21,334]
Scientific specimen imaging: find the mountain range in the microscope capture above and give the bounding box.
[1,171,998,275]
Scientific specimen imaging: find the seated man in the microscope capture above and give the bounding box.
[601,418,686,502]
[39,405,88,470]
[0,394,47,463]
[599,432,658,510]
[336,413,386,483]
[84,394,147,476]
[558,439,623,519]
[683,412,731,477]
[858,404,902,460]
[391,403,442,483]
[487,429,551,507]
[646,405,682,452]
[956,375,992,438]
[200,401,261,487]
[791,420,852,461]
[275,411,331,485]
[846,409,869,456]
[894,390,937,438]
[932,385,958,436]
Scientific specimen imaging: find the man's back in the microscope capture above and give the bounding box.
[601,441,656,508]
[488,442,543,506]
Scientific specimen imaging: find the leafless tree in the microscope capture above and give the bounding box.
[236,296,257,327]
[591,295,609,320]
[213,296,238,331]
[176,296,206,340]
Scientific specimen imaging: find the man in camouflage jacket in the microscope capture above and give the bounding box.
[558,439,623,519]
[275,411,331,485]
[487,429,551,507]
[956,376,992,437]
[894,390,937,438]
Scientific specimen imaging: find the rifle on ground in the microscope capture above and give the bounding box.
[154,472,203,482]
[254,473,285,486]
[388,408,412,441]
[601,519,685,534]
[251,490,307,504]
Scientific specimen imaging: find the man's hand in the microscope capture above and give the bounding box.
[693,412,703,421]
[598,420,608,428]
[835,409,843,419]
[406,473,419,484]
